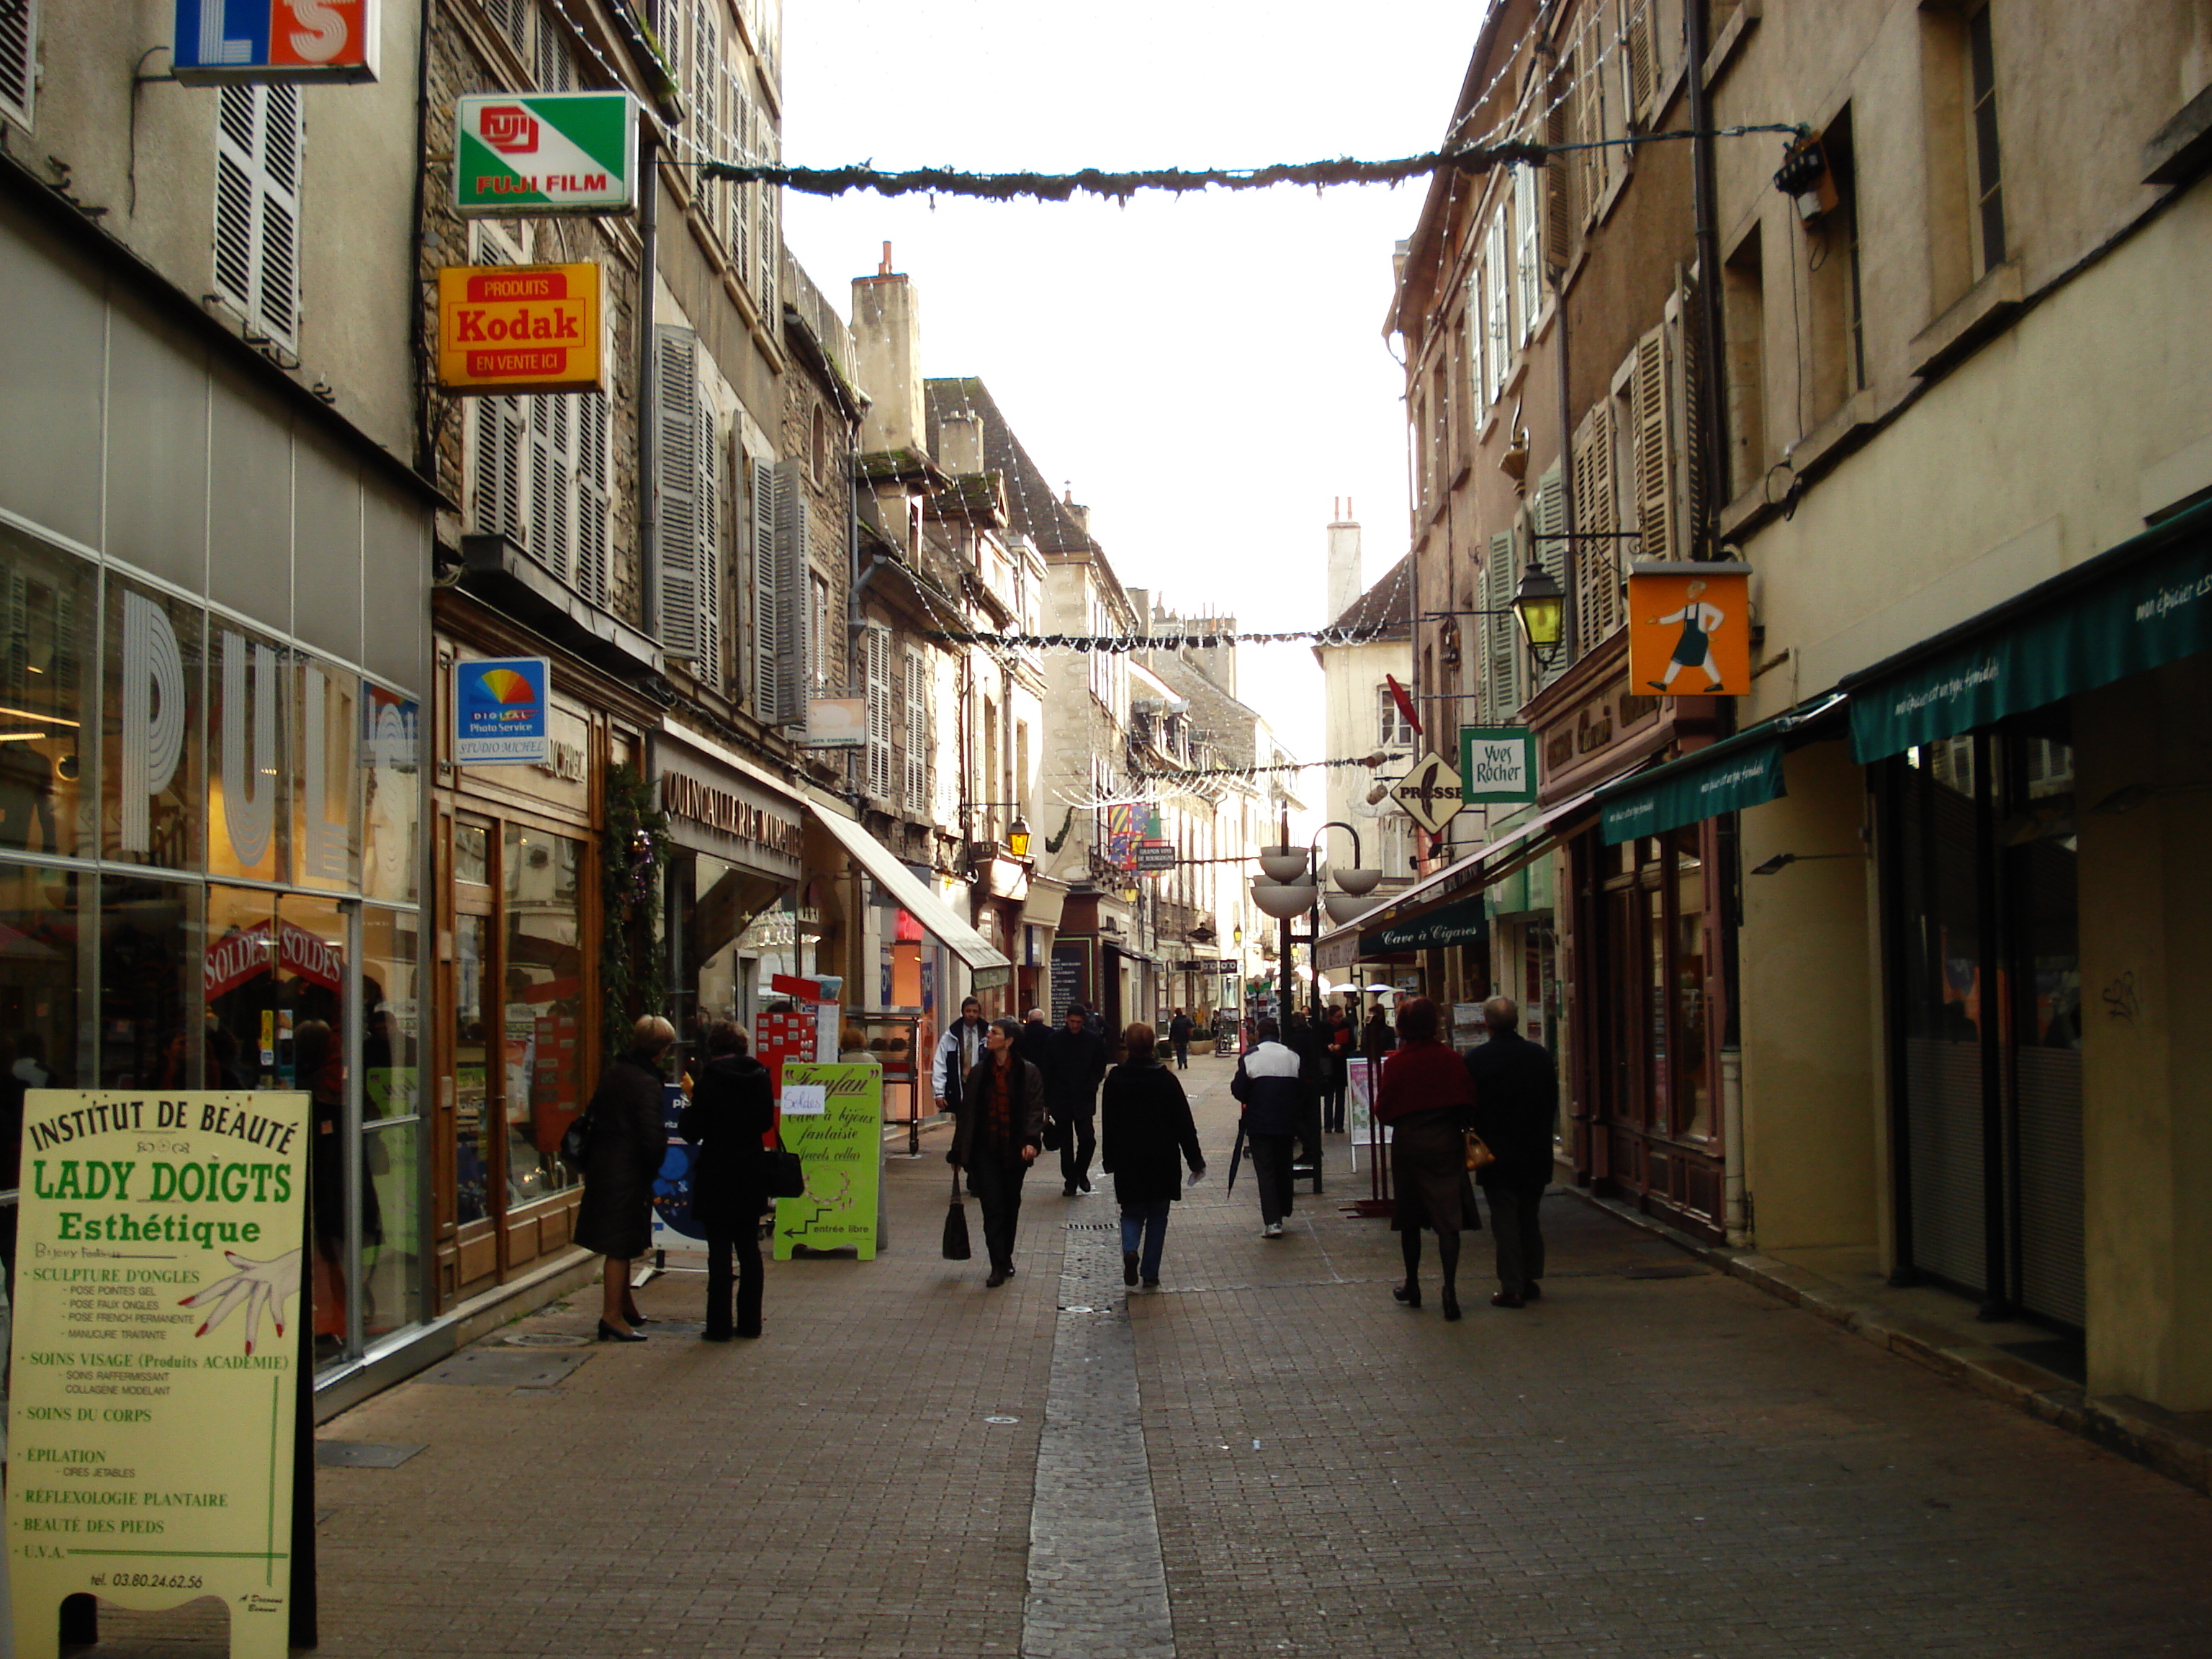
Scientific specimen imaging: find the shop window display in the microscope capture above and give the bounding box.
[362,904,423,1338]
[503,824,585,1208]
[454,912,491,1226]
[0,526,93,857]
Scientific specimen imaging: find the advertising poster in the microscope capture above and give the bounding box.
[1345,1058,1375,1169]
[649,1082,709,1253]
[771,1064,882,1261]
[7,1089,310,1659]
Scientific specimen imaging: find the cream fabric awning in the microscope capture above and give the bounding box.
[808,804,1012,989]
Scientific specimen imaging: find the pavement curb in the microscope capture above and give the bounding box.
[1559,1184,2212,1501]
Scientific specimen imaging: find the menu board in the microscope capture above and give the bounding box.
[7,1089,310,1659]
[770,1063,882,1261]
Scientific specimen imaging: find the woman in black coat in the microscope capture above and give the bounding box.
[677,1020,773,1340]
[1100,1022,1206,1290]
[574,1015,675,1341]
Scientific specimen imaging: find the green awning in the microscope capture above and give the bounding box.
[1848,498,2212,762]
[1599,741,1786,845]
[1359,895,1488,956]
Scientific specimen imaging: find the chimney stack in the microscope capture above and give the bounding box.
[851,255,925,458]
[1326,506,1362,625]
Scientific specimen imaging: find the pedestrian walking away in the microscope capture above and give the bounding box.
[1167,1007,1194,1070]
[1229,1017,1305,1237]
[1100,1021,1205,1288]
[1043,1002,1107,1195]
[1361,1001,1397,1066]
[678,1020,773,1340]
[574,1015,677,1341]
[932,996,991,1118]
[1016,1006,1054,1075]
[1374,997,1480,1321]
[950,1017,1046,1287]
[1463,995,1557,1308]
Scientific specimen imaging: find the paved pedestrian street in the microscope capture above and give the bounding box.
[87,1053,2212,1659]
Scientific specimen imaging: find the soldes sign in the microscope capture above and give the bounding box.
[172,0,381,84]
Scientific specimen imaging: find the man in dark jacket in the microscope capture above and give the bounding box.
[1230,1017,1304,1238]
[1017,1007,1054,1074]
[932,997,989,1116]
[1463,997,1558,1308]
[1044,1004,1107,1195]
[678,1020,774,1340]
[1167,1009,1195,1069]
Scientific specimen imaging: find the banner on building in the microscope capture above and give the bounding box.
[453,657,550,765]
[455,92,637,216]
[1105,804,1138,868]
[436,264,605,396]
[771,1064,884,1260]
[172,0,380,84]
[7,1089,310,1655]
[1627,562,1753,698]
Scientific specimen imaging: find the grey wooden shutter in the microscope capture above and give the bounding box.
[695,400,722,687]
[213,84,301,350]
[1632,325,1675,560]
[1533,468,1568,688]
[903,644,930,814]
[528,393,569,579]
[654,325,706,660]
[0,0,35,127]
[755,109,778,310]
[864,626,892,799]
[772,459,809,725]
[575,391,611,606]
[1485,531,1519,721]
[750,458,781,718]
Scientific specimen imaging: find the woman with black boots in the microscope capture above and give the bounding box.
[679,1020,774,1340]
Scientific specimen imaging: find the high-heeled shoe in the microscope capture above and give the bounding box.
[1441,1290,1462,1322]
[1392,1282,1421,1309]
[597,1318,647,1342]
[621,1310,657,1326]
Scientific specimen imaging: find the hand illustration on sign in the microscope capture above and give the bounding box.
[179,1248,303,1357]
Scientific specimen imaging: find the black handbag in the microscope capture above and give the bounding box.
[942,1169,971,1260]
[557,1109,594,1174]
[1041,1114,1064,1154]
[764,1133,805,1200]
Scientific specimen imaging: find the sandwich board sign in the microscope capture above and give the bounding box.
[6,1089,311,1658]
[456,93,638,216]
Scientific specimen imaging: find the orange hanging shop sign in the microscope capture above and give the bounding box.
[436,261,604,395]
[1627,561,1755,697]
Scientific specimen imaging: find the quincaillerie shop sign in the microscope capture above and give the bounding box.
[657,768,803,878]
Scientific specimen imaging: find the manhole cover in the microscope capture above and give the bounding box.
[421,1350,590,1388]
[501,1331,591,1349]
[314,1441,426,1470]
[984,1415,1019,1425]
[1059,1305,1097,1316]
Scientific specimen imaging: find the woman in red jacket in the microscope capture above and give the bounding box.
[1372,997,1479,1320]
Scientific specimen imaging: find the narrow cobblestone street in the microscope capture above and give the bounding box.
[160,1049,2211,1659]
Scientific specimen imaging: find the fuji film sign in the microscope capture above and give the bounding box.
[456,92,637,216]
[435,263,605,395]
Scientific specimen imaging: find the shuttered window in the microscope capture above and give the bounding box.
[750,458,781,719]
[745,460,806,724]
[1484,531,1520,722]
[1630,325,1675,560]
[654,325,721,685]
[863,626,892,801]
[903,644,932,817]
[0,0,34,128]
[1514,163,1542,344]
[1485,219,1510,403]
[1573,403,1623,644]
[1532,468,1568,690]
[753,106,778,313]
[1625,0,1655,123]
[467,231,611,603]
[213,85,301,351]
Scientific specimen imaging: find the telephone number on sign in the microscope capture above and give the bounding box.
[102,1573,202,1591]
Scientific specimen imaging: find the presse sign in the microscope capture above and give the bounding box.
[435,264,604,395]
[455,93,638,216]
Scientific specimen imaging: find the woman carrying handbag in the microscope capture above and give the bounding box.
[1371,997,1480,1321]
[678,1020,774,1341]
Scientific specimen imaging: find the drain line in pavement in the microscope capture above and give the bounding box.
[1021,1227,1176,1659]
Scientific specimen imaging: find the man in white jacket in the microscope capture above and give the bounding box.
[932,996,991,1115]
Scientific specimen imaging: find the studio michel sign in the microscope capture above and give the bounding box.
[456,93,638,215]
[436,264,604,395]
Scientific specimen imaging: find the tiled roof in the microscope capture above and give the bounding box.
[1327,552,1415,637]
[924,378,1101,556]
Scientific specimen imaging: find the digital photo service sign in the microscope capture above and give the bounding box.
[454,657,551,765]
[172,0,381,84]
[435,263,604,396]
[6,1089,310,1659]
[1459,727,1539,804]
[456,92,638,215]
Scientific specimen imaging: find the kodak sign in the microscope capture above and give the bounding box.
[436,263,604,395]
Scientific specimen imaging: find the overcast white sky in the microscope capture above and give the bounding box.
[779,1,1490,768]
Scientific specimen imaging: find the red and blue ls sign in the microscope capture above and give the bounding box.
[173,0,380,84]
